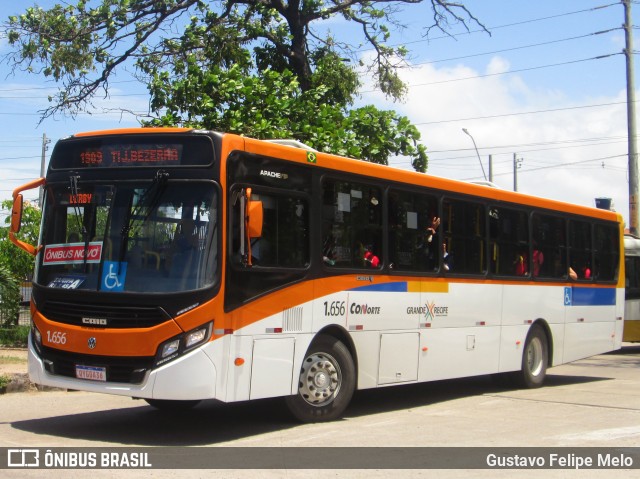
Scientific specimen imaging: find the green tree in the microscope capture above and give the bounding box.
[2,1,486,170]
[0,262,20,326]
[0,199,40,325]
[0,199,41,282]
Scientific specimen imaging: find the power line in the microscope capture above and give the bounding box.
[378,2,620,51]
[427,135,627,154]
[415,100,628,126]
[459,154,627,181]
[415,29,621,66]
[405,54,620,89]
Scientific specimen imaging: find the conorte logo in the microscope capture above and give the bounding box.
[8,449,40,468]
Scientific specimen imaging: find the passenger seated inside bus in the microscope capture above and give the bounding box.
[532,247,544,277]
[363,244,380,268]
[514,251,528,275]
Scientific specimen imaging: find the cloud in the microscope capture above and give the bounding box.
[361,55,631,225]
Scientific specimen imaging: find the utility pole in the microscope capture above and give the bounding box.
[488,154,493,182]
[39,133,50,207]
[624,0,639,234]
[513,153,523,191]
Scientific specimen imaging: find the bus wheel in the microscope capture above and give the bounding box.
[144,399,201,411]
[286,335,355,422]
[518,325,548,389]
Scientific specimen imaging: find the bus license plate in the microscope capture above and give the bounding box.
[75,365,107,381]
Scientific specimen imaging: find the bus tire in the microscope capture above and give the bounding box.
[517,325,548,389]
[286,335,355,423]
[144,399,201,411]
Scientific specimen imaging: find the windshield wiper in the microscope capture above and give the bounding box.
[119,170,170,270]
[68,174,86,238]
[69,174,94,270]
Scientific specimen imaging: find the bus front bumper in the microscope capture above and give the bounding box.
[27,335,217,400]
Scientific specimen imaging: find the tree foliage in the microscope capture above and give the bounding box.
[0,200,40,325]
[0,200,41,282]
[2,0,486,170]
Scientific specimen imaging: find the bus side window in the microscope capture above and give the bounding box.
[388,189,439,272]
[532,213,566,279]
[594,223,619,281]
[489,207,529,276]
[442,198,485,275]
[229,188,309,268]
[568,220,592,281]
[322,179,382,269]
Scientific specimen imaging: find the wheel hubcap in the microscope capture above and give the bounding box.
[298,352,341,406]
[527,337,544,377]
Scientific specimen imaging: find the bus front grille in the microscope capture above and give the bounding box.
[41,301,170,328]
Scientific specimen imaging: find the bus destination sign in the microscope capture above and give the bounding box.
[50,134,215,170]
[80,146,181,167]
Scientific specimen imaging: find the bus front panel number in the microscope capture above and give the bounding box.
[324,301,346,317]
[46,330,67,345]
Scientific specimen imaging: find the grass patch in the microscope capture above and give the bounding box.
[0,355,26,364]
[0,374,11,389]
[0,325,30,348]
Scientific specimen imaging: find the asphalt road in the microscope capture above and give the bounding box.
[1,344,639,478]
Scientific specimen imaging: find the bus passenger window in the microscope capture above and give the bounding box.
[568,220,592,281]
[442,198,485,275]
[388,189,439,272]
[594,223,619,281]
[322,179,382,269]
[489,207,529,277]
[532,213,566,279]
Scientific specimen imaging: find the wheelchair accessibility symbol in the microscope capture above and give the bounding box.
[564,287,572,306]
[101,261,127,291]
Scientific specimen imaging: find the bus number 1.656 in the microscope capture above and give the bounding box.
[323,301,346,317]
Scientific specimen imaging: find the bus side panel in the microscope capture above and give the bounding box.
[350,331,381,389]
[417,326,501,382]
[222,335,253,402]
[500,284,565,371]
[249,337,296,400]
[563,321,617,364]
[563,286,618,363]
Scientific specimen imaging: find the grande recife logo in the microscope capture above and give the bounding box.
[42,242,103,265]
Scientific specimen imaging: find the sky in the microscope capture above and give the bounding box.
[0,1,637,227]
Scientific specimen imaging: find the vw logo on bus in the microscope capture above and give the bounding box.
[87,337,97,350]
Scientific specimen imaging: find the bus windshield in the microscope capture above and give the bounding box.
[36,180,218,293]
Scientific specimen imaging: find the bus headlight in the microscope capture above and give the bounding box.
[32,321,42,355]
[185,326,208,349]
[160,339,180,358]
[154,322,212,367]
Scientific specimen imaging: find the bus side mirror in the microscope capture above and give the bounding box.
[247,199,263,239]
[243,188,263,266]
[11,194,23,234]
[9,178,45,256]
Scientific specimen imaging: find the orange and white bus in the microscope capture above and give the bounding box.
[10,128,624,421]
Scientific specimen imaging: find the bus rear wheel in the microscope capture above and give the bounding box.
[286,335,355,422]
[517,325,548,389]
